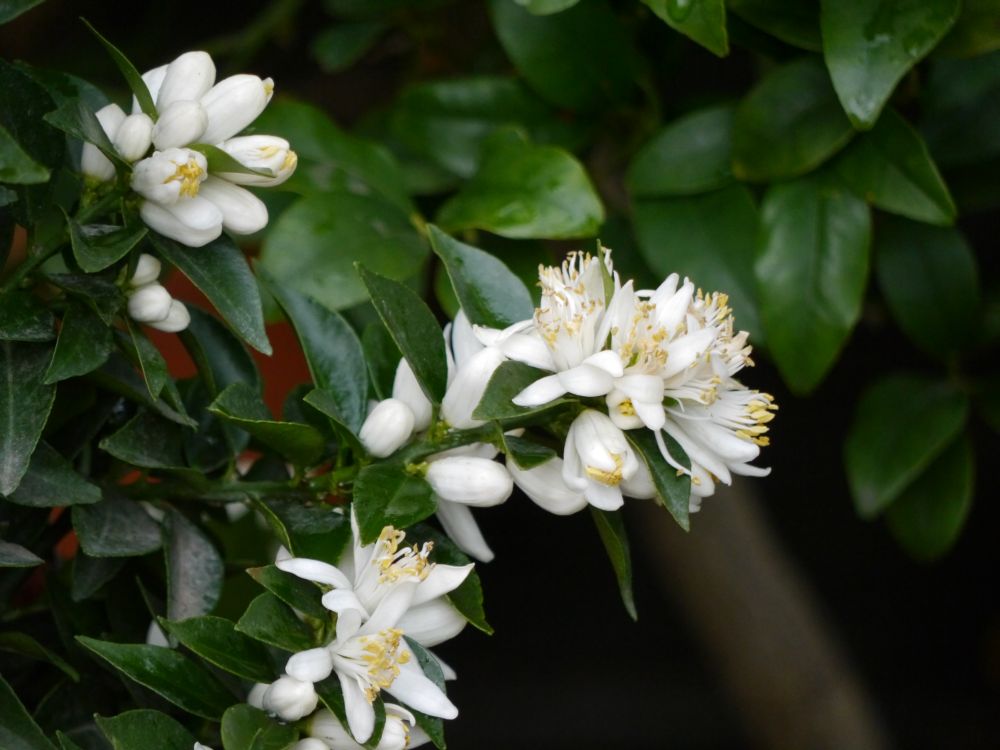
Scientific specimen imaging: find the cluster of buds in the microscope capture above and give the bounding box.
[125,253,189,332]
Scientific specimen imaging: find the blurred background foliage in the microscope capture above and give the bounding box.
[3,0,1000,746]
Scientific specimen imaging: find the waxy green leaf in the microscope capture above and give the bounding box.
[220,704,298,750]
[0,540,43,567]
[728,0,821,51]
[414,524,493,635]
[0,672,57,750]
[120,321,169,401]
[353,463,437,545]
[0,631,79,681]
[247,564,327,620]
[99,411,203,483]
[5,441,101,507]
[404,637,448,749]
[500,433,557,470]
[473,361,570,421]
[43,303,114,384]
[236,592,317,653]
[72,493,162,558]
[0,0,46,24]
[642,0,728,57]
[626,429,691,531]
[312,21,385,72]
[82,19,156,118]
[183,306,261,395]
[0,292,55,342]
[160,616,277,683]
[164,509,224,622]
[95,710,196,750]
[0,121,49,183]
[45,274,125,326]
[42,97,124,168]
[591,508,637,620]
[68,221,147,274]
[0,341,56,495]
[71,553,125,601]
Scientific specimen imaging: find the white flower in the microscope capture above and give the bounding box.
[196,176,268,235]
[154,51,215,110]
[440,346,505,429]
[425,455,513,508]
[247,682,269,709]
[129,253,161,287]
[152,100,208,150]
[131,148,209,205]
[127,283,172,323]
[218,135,298,187]
[199,74,274,145]
[262,675,319,722]
[125,255,190,334]
[80,103,126,181]
[310,704,431,750]
[112,113,153,162]
[139,197,223,248]
[392,358,432,432]
[292,740,329,750]
[562,410,640,511]
[507,457,587,516]
[145,620,169,647]
[359,399,416,458]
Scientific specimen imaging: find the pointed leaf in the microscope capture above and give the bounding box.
[119,321,169,400]
[247,564,327,620]
[68,221,147,273]
[99,410,204,483]
[590,508,637,620]
[0,540,43,567]
[0,631,79,681]
[642,0,728,57]
[0,292,55,342]
[72,553,125,601]
[414,524,492,635]
[220,704,298,750]
[159,616,276,683]
[0,121,49,183]
[353,463,436,545]
[72,494,162,558]
[95,710,196,750]
[183,306,261,393]
[6,441,101,507]
[500,433,556,470]
[0,672,57,750]
[0,341,56,495]
[236,592,317,653]
[45,273,125,326]
[43,303,114,384]
[362,321,400,400]
[472,361,571,421]
[626,428,691,531]
[728,0,821,51]
[401,637,447,750]
[42,96,124,168]
[81,19,156,118]
[165,509,224,621]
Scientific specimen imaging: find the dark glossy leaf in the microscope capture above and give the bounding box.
[821,0,960,128]
[728,0,821,51]
[626,428,691,531]
[0,540,43,567]
[733,57,853,181]
[362,321,400,400]
[633,185,762,342]
[95,710,196,750]
[99,411,202,482]
[236,592,317,653]
[414,524,492,635]
[94,354,196,427]
[0,292,55,342]
[755,176,871,394]
[591,508,636,620]
[77,637,235,719]
[500,433,557,470]
[71,552,125,601]
[0,631,79,681]
[184,306,261,394]
[0,0,46,24]
[45,274,125,326]
[311,21,385,72]
[68,221,146,274]
[875,217,980,357]
[165,509,224,621]
[936,0,1000,57]
[81,19,156,117]
[262,272,367,433]
[429,225,534,329]
[401,638,447,749]
[516,0,580,12]
[42,97,123,167]
[835,109,955,225]
[120,321,169,401]
[437,131,604,239]
[159,616,276,683]
[43,303,114,384]
[0,672,57,750]
[489,0,639,111]
[72,493,162,557]
[314,677,386,748]
[353,463,436,545]
[359,265,448,404]
[0,341,55,495]
[247,564,327,620]
[642,0,728,56]
[302,389,365,455]
[0,59,63,172]
[628,105,735,197]
[844,374,968,518]
[473,361,570,421]
[220,704,298,750]
[187,144,271,178]
[0,121,49,183]
[151,233,271,355]
[6,441,101,507]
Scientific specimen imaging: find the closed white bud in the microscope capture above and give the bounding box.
[127,283,172,323]
[285,647,333,683]
[156,51,216,111]
[131,148,208,205]
[218,135,298,186]
[196,176,268,235]
[359,398,414,458]
[80,103,126,181]
[292,741,329,750]
[113,113,153,162]
[426,456,513,508]
[440,346,505,429]
[145,620,169,647]
[263,676,319,722]
[152,100,208,150]
[129,253,161,287]
[392,358,432,431]
[139,197,223,248]
[147,299,191,333]
[247,682,269,709]
[621,460,657,499]
[200,74,274,144]
[311,705,423,750]
[508,457,587,516]
[132,64,167,114]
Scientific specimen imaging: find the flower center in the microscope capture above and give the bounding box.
[374,526,432,585]
[585,453,624,486]
[166,158,205,198]
[358,628,410,701]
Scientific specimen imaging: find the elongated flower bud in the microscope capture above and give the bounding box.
[440,347,504,429]
[292,740,328,750]
[200,74,273,144]
[156,51,216,111]
[426,456,513,507]
[113,113,153,162]
[147,300,191,333]
[196,176,268,235]
[80,103,126,181]
[218,135,297,186]
[359,398,414,458]
[508,457,587,515]
[310,705,420,750]
[131,148,208,205]
[132,64,167,114]
[285,647,333,684]
[152,100,208,150]
[247,682,269,709]
[139,197,223,248]
[129,253,161,287]
[392,358,432,431]
[127,283,172,323]
[263,676,318,722]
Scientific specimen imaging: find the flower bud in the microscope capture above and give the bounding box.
[113,113,153,162]
[440,346,505,429]
[621,460,656,500]
[156,51,216,111]
[359,398,415,458]
[129,253,161,287]
[285,647,333,683]
[199,74,273,144]
[426,456,513,508]
[196,176,268,235]
[80,103,126,181]
[392,358,432,432]
[562,409,639,511]
[263,676,318,722]
[152,100,208,150]
[449,309,483,368]
[147,299,191,333]
[311,705,420,750]
[508,457,587,516]
[292,741,329,750]
[127,283,172,323]
[132,64,167,114]
[140,198,223,248]
[218,135,298,186]
[247,682,269,709]
[145,620,169,647]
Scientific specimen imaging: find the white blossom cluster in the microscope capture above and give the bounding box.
[125,252,190,331]
[81,51,297,247]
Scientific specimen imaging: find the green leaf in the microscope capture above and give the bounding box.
[358,265,449,405]
[626,429,691,531]
[500,433,557,470]
[0,672,57,750]
[259,190,427,312]
[402,637,447,750]
[68,221,147,274]
[472,361,569,422]
[165,509,224,622]
[515,0,580,12]
[0,631,78,681]
[0,60,63,175]
[353,463,436,545]
[821,0,960,129]
[437,131,604,239]
[835,109,955,225]
[0,121,49,183]
[628,105,735,197]
[0,540,43,567]
[247,564,328,620]
[220,704,298,750]
[429,225,534,329]
[43,303,114,384]
[728,0,821,51]
[55,733,84,750]
[159,616,276,683]
[5,441,101,507]
[314,677,387,749]
[236,592,317,653]
[72,493,162,557]
[875,217,980,357]
[590,508,637,620]
[844,374,968,518]
[489,0,639,111]
[0,341,56,495]
[0,292,55,342]
[261,272,367,434]
[413,524,493,635]
[95,710,196,750]
[362,321,400,400]
[150,233,272,355]
[71,552,125,601]
[99,411,202,483]
[81,19,156,118]
[0,0,46,24]
[42,97,123,168]
[184,306,261,394]
[886,434,973,561]
[302,389,365,455]
[311,21,385,72]
[755,175,871,394]
[642,0,728,57]
[45,274,125,326]
[77,637,235,719]
[733,57,853,181]
[632,185,762,343]
[120,321,169,401]
[936,0,1000,57]
[187,144,271,178]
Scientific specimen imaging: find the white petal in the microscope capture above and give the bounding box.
[277,557,352,588]
[340,671,375,744]
[147,300,191,333]
[512,374,566,407]
[285,647,333,683]
[621,461,656,499]
[200,74,272,144]
[449,309,483,368]
[556,364,614,397]
[582,349,624,377]
[113,113,153,162]
[397,598,467,648]
[440,346,505,428]
[412,563,474,607]
[129,254,161,287]
[197,176,268,235]
[140,198,222,248]
[156,51,216,110]
[425,457,513,507]
[388,659,458,719]
[392,359,432,431]
[132,65,167,113]
[508,458,587,516]
[583,481,625,511]
[435,501,493,563]
[359,398,415,458]
[358,581,418,635]
[152,100,208,150]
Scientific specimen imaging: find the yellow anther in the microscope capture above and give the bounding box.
[618,399,637,417]
[584,453,624,486]
[165,158,205,197]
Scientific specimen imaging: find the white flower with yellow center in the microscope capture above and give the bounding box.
[310,704,431,750]
[561,409,640,510]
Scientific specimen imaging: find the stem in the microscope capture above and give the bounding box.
[0,247,58,293]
